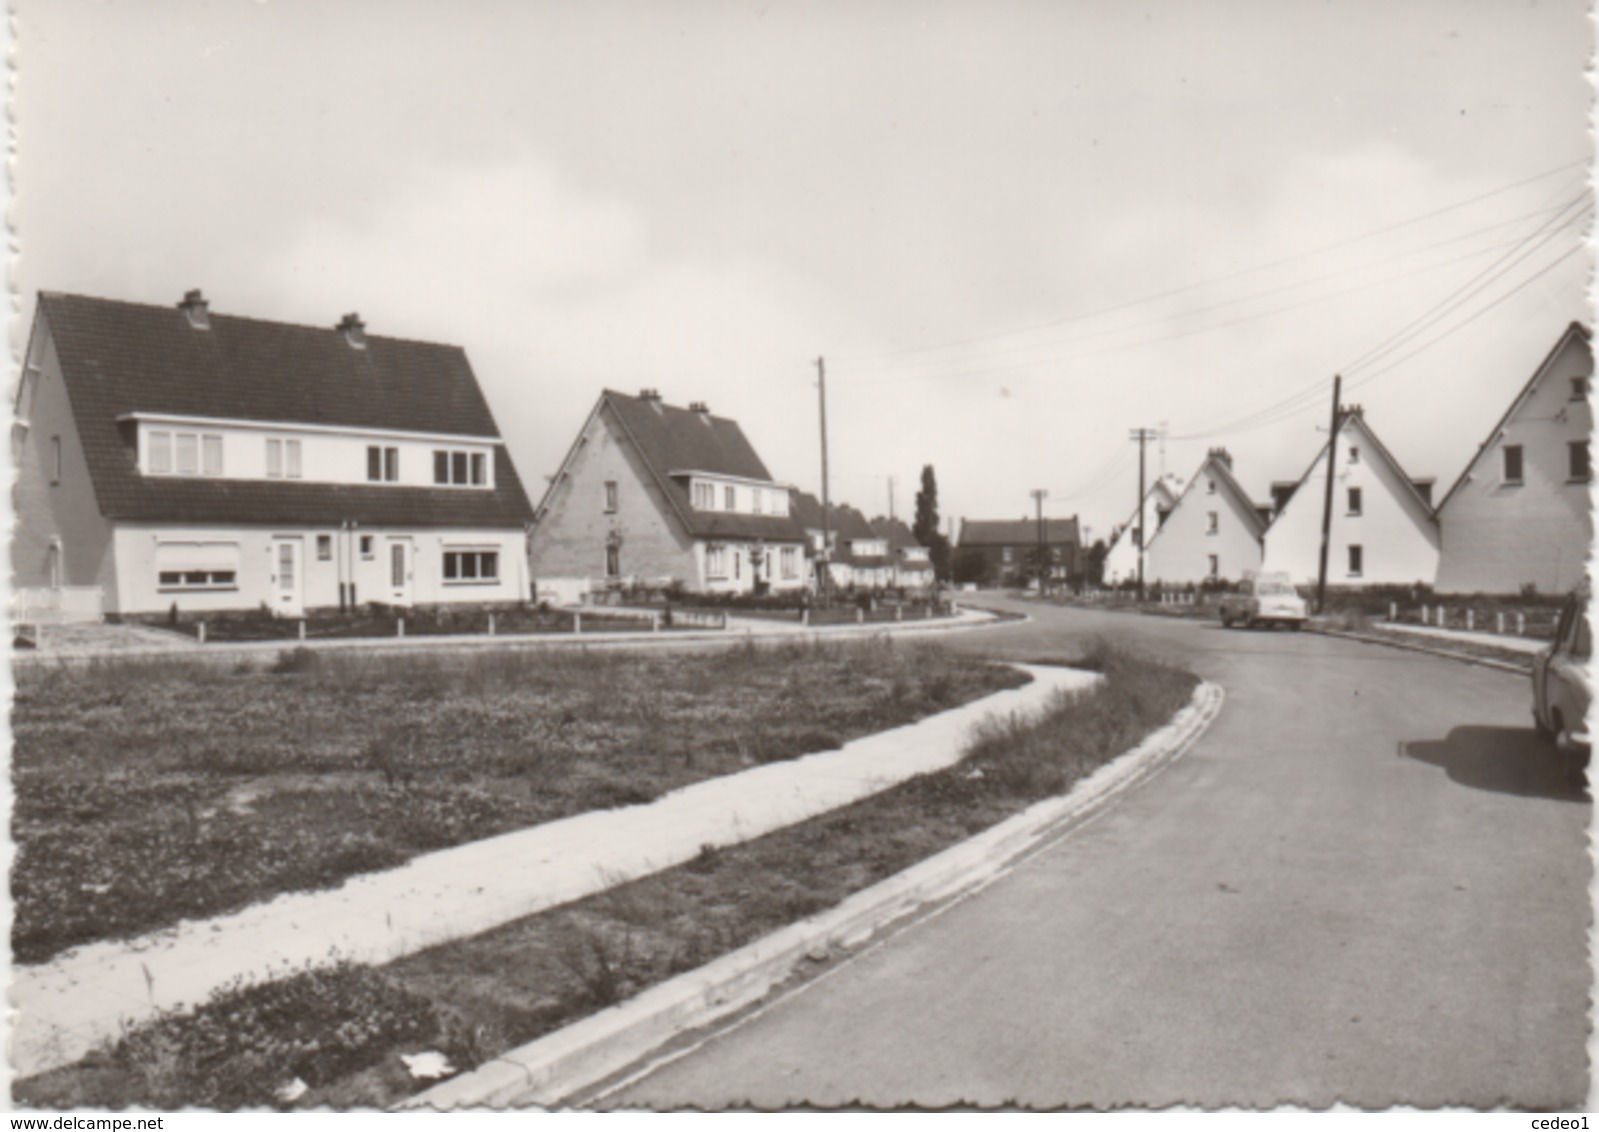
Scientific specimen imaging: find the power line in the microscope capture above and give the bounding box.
[836,159,1588,367]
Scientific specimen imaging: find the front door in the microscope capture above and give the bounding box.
[273,538,304,617]
[388,538,413,606]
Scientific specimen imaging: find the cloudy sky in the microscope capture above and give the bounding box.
[13,0,1592,543]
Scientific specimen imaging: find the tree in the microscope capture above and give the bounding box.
[913,464,952,581]
[1084,538,1109,588]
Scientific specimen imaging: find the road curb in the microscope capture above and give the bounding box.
[1309,626,1531,675]
[400,679,1225,1111]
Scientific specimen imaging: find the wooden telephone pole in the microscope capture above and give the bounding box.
[817,357,832,603]
[1031,488,1048,594]
[1315,374,1343,614]
[1129,428,1159,600]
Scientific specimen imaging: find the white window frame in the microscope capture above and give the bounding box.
[442,547,501,585]
[705,543,728,578]
[150,431,173,474]
[604,480,619,512]
[266,438,283,478]
[202,434,223,476]
[360,534,374,560]
[174,433,199,475]
[724,484,737,511]
[781,546,798,579]
[433,447,490,487]
[1348,544,1364,578]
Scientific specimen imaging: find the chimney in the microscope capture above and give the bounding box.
[688,400,709,414]
[336,312,366,349]
[637,388,662,402]
[177,289,210,330]
[1208,446,1233,470]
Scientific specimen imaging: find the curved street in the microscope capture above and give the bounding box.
[606,596,1591,1110]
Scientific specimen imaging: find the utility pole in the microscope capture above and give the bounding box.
[1315,374,1343,615]
[887,475,897,521]
[817,357,832,604]
[1031,488,1048,594]
[1129,428,1159,601]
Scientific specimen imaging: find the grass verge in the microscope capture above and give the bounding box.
[13,637,1022,965]
[15,641,1197,1110]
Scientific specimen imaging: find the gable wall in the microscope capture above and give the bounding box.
[12,321,120,605]
[527,403,700,593]
[1261,421,1439,587]
[1146,465,1262,584]
[1436,333,1593,595]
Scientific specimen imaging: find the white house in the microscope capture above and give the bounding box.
[527,389,808,599]
[12,290,535,619]
[1434,322,1592,596]
[1261,406,1439,589]
[1103,475,1182,586]
[1145,449,1265,585]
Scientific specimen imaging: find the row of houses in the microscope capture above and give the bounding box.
[12,291,936,619]
[1102,322,1593,595]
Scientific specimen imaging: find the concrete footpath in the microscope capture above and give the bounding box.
[12,662,1094,1079]
[1376,621,1548,655]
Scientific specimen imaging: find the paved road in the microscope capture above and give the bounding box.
[605,597,1591,1110]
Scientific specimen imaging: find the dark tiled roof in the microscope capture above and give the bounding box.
[39,291,533,527]
[869,515,924,552]
[958,517,1080,547]
[601,390,804,543]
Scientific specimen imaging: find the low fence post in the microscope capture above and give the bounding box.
[1516,611,1525,636]
[1466,609,1474,632]
[1421,604,1429,626]
[397,617,405,638]
[1496,611,1504,635]
[856,607,865,624]
[299,620,307,642]
[651,612,660,632]
[198,621,206,646]
[574,611,582,635]
[1389,601,1397,622]
[802,608,810,627]
[488,612,496,636]
[895,605,903,622]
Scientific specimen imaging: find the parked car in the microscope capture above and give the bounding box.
[1218,572,1308,630]
[1532,584,1590,773]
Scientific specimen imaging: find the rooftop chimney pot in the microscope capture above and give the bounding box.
[336,312,366,349]
[177,289,210,330]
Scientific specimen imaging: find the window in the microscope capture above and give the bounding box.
[266,437,301,479]
[706,544,727,578]
[1207,554,1219,579]
[285,439,301,479]
[1002,547,1014,563]
[753,489,763,514]
[1348,544,1363,577]
[175,433,199,475]
[317,534,332,561]
[1347,487,1362,516]
[202,435,223,476]
[433,448,487,486]
[360,535,374,560]
[150,431,173,474]
[1572,376,1590,401]
[606,544,620,577]
[155,541,240,592]
[733,548,741,579]
[50,435,61,484]
[693,482,715,509]
[367,446,399,482]
[442,549,500,584]
[1206,511,1219,535]
[1348,445,1360,464]
[725,485,737,511]
[1206,480,1216,494]
[1569,441,1591,483]
[1503,444,1524,484]
[267,438,283,478]
[604,480,619,512]
[781,546,798,579]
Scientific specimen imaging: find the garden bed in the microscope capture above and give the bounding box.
[150,605,670,643]
[12,639,1024,965]
[15,644,1197,1110]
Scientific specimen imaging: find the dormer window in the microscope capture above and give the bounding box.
[1571,376,1589,401]
[433,448,488,486]
[266,437,301,479]
[724,485,736,511]
[693,481,715,510]
[149,429,223,476]
[367,445,398,483]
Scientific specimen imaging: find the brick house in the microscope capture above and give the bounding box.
[12,290,535,619]
[1434,322,1593,596]
[955,517,1080,587]
[527,389,808,599]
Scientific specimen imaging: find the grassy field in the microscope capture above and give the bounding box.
[12,638,1024,965]
[15,642,1199,1110]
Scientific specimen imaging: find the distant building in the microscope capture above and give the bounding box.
[1145,448,1265,585]
[870,515,936,589]
[1261,407,1439,588]
[955,516,1080,587]
[1434,322,1593,596]
[12,290,535,619]
[527,389,807,600]
[1103,475,1183,586]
